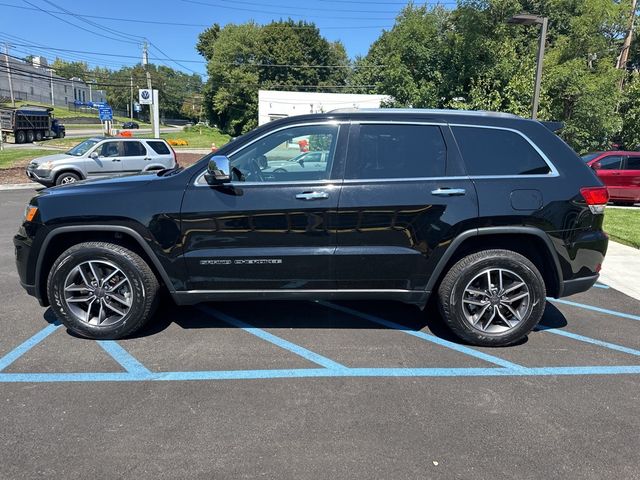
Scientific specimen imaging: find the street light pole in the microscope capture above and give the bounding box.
[507,14,549,120]
[531,16,548,120]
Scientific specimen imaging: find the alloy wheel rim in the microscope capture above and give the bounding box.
[61,176,76,184]
[461,268,530,334]
[63,260,133,326]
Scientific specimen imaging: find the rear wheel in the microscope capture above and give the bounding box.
[26,130,35,143]
[438,249,546,347]
[34,130,43,141]
[55,172,80,185]
[47,242,160,339]
[15,130,25,144]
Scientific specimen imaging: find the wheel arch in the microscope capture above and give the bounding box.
[52,168,85,183]
[35,225,175,306]
[426,227,563,299]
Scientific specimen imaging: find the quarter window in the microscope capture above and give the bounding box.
[147,141,170,155]
[346,124,446,179]
[229,124,338,183]
[452,126,551,176]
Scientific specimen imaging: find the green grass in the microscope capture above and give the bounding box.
[158,126,231,149]
[604,208,640,249]
[2,101,151,127]
[0,148,52,169]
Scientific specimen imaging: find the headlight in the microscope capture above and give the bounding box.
[39,161,54,170]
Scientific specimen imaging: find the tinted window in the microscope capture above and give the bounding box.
[346,124,446,179]
[581,153,602,162]
[598,155,623,170]
[97,141,121,158]
[625,156,640,170]
[452,126,551,176]
[123,141,147,156]
[229,124,338,182]
[147,141,170,155]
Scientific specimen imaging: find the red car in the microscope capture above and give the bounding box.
[582,151,640,205]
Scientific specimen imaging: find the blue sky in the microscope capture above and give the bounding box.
[0,0,450,77]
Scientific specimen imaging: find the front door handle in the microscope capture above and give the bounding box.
[431,187,466,196]
[111,158,121,162]
[296,191,329,200]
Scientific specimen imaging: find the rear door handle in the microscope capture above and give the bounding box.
[431,187,466,196]
[296,191,329,200]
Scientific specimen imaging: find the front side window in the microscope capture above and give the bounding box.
[452,126,551,176]
[97,141,122,158]
[598,155,623,170]
[229,124,338,183]
[345,124,446,179]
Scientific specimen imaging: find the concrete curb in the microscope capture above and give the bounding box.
[0,183,39,191]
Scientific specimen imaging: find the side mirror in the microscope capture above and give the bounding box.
[591,161,601,170]
[90,151,99,159]
[205,155,231,185]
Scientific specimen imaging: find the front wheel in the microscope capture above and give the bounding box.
[438,249,546,347]
[55,172,80,185]
[47,242,160,339]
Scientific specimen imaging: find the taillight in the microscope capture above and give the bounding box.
[580,187,609,214]
[169,144,178,167]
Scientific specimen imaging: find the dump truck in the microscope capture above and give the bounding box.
[0,105,65,144]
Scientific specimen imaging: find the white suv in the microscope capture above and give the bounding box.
[26,137,177,186]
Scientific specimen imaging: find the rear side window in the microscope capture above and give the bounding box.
[598,155,623,170]
[625,156,640,170]
[123,141,147,156]
[452,126,551,176]
[147,141,170,155]
[346,124,446,179]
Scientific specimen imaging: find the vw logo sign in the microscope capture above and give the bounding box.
[139,89,153,104]
[141,90,150,100]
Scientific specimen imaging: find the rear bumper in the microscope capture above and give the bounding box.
[559,274,599,297]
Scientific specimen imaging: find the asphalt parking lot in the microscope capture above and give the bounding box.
[1,189,640,479]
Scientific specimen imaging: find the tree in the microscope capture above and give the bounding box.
[198,19,350,135]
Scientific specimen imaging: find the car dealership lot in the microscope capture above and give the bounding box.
[1,189,640,479]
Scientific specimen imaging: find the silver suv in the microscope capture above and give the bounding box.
[26,137,177,186]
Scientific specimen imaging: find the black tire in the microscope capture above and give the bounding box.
[437,249,546,347]
[55,172,80,185]
[35,130,43,141]
[47,242,160,339]
[26,130,35,143]
[15,130,25,144]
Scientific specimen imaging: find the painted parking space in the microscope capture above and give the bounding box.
[2,288,640,382]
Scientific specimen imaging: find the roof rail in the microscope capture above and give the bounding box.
[328,107,520,118]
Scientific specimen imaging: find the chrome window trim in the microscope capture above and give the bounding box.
[194,120,346,186]
[448,123,560,178]
[194,119,560,186]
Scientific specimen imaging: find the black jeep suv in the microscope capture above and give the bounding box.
[14,109,609,346]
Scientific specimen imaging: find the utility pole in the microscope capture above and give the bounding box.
[617,0,638,89]
[3,43,15,107]
[130,74,134,120]
[49,68,54,106]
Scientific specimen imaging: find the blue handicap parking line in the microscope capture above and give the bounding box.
[2,365,640,382]
[536,325,640,357]
[97,341,151,374]
[0,322,61,372]
[317,301,524,370]
[197,305,347,370]
[550,298,640,322]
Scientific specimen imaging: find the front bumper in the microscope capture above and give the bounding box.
[25,167,54,186]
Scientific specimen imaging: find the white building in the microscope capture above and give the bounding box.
[0,55,106,107]
[258,90,391,125]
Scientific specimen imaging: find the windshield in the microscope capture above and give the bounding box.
[581,153,601,162]
[65,139,100,156]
